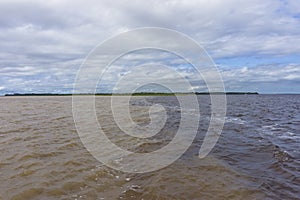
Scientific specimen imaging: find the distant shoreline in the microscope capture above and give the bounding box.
[3,92,259,96]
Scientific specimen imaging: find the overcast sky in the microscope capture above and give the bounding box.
[0,0,300,94]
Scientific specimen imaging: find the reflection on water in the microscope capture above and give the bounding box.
[0,95,299,199]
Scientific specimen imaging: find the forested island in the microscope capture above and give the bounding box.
[4,92,259,96]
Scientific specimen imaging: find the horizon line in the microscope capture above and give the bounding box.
[2,91,300,96]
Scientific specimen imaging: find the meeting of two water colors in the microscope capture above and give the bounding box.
[0,95,299,199]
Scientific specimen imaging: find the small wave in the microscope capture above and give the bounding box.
[276,131,300,140]
[273,145,293,162]
[261,125,299,140]
[225,117,247,124]
[11,188,44,200]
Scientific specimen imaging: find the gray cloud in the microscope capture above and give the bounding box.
[0,0,300,94]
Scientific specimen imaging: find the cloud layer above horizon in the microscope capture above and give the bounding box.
[0,0,300,94]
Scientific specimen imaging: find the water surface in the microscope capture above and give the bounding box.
[0,95,299,199]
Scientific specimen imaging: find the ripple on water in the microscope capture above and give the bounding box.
[0,95,299,199]
[11,188,44,200]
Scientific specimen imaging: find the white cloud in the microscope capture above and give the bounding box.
[220,64,300,82]
[0,0,300,94]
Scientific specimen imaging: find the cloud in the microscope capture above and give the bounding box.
[219,63,300,93]
[221,64,300,82]
[0,0,300,94]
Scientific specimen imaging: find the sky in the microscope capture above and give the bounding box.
[0,0,300,95]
